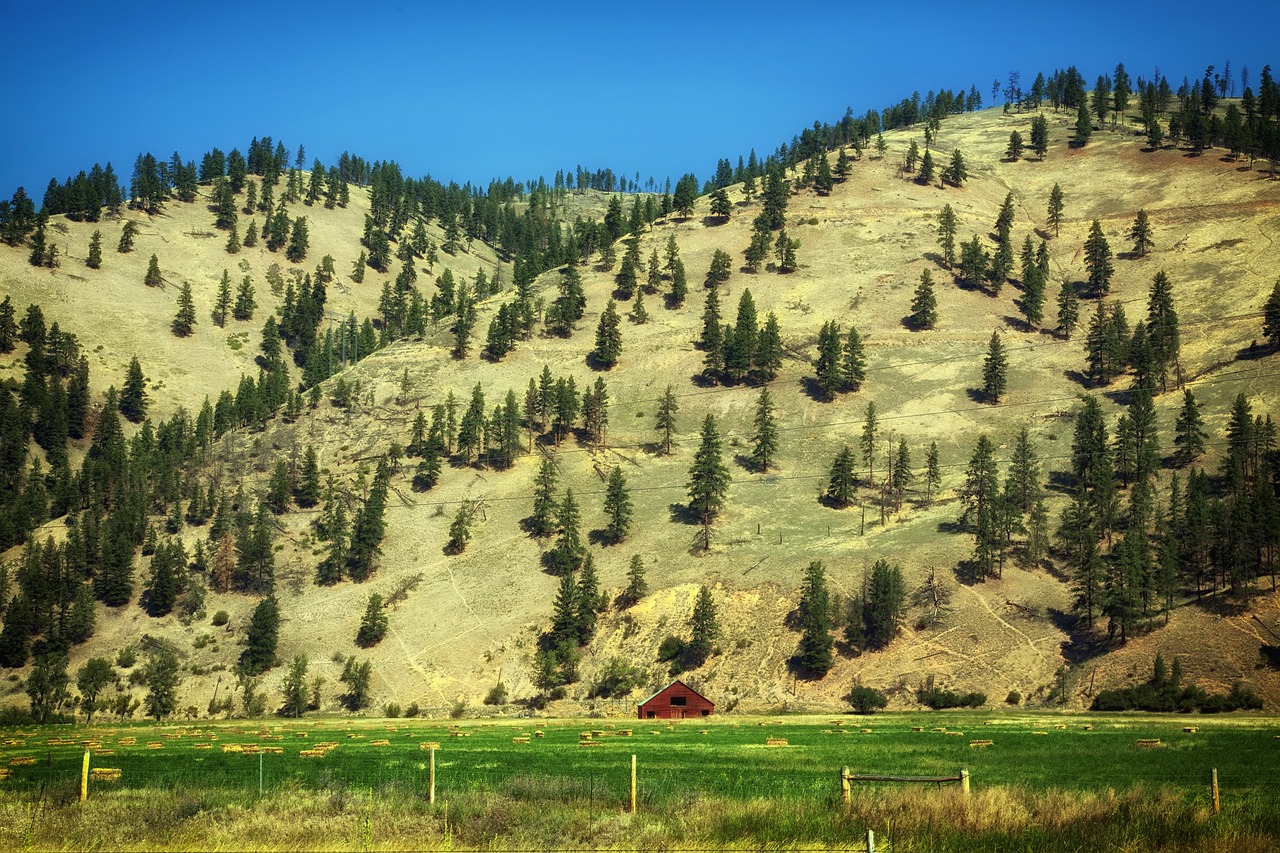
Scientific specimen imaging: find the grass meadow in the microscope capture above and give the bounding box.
[1,712,1277,851]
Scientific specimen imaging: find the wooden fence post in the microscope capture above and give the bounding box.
[865,828,875,853]
[429,746,436,805]
[960,769,970,796]
[841,766,850,804]
[1211,768,1219,814]
[80,750,90,802]
[630,754,637,813]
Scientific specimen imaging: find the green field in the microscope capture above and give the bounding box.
[2,713,1278,851]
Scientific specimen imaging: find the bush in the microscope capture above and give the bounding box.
[589,657,645,699]
[847,685,888,714]
[483,683,508,706]
[211,610,229,627]
[449,699,468,719]
[1005,690,1022,706]
[657,635,685,662]
[918,686,985,709]
[403,702,420,718]
[116,646,137,668]
[383,702,401,718]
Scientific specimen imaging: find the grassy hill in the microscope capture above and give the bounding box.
[1,102,1278,719]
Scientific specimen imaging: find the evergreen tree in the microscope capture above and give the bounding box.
[347,458,390,580]
[918,149,935,184]
[814,320,844,399]
[981,330,1008,403]
[1083,219,1114,297]
[709,188,732,219]
[750,387,778,473]
[1173,389,1207,465]
[240,596,279,674]
[826,446,857,508]
[908,269,938,329]
[926,441,942,500]
[214,270,232,327]
[1020,263,1046,328]
[172,282,196,336]
[86,230,102,269]
[1075,98,1093,145]
[602,466,633,544]
[1030,114,1050,159]
[1146,270,1180,391]
[356,593,388,647]
[591,299,622,368]
[863,560,906,649]
[796,561,833,676]
[0,296,15,352]
[944,149,968,186]
[117,220,138,253]
[860,401,879,485]
[120,357,147,422]
[1262,279,1280,349]
[548,488,585,575]
[1046,183,1065,237]
[144,254,162,287]
[620,554,648,607]
[994,193,1016,243]
[654,385,679,455]
[669,257,688,307]
[280,656,309,717]
[687,415,730,550]
[1129,209,1154,257]
[937,204,957,267]
[1056,281,1079,338]
[842,326,867,390]
[686,585,719,667]
[286,216,309,262]
[75,658,114,723]
[1005,130,1025,160]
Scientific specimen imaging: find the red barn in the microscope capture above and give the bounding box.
[637,680,714,719]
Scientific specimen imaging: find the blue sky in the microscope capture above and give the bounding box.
[1,1,1269,199]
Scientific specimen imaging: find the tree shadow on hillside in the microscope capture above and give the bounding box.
[922,251,950,271]
[952,560,984,586]
[668,502,699,525]
[1063,368,1090,389]
[701,215,729,227]
[935,519,966,535]
[1236,340,1275,361]
[800,376,835,403]
[1045,470,1074,495]
[1003,314,1036,333]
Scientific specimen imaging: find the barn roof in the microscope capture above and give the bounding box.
[637,679,714,708]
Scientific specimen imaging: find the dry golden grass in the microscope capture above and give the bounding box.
[1,104,1278,715]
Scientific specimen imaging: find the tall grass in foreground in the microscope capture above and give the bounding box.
[1,783,1277,852]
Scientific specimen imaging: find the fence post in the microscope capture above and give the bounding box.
[630,754,637,814]
[259,750,263,795]
[841,766,850,804]
[429,746,436,805]
[80,750,90,802]
[865,828,875,853]
[1211,768,1219,814]
[960,769,970,796]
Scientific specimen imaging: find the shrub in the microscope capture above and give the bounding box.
[211,610,229,627]
[589,657,645,699]
[1005,690,1022,706]
[918,686,985,709]
[657,635,685,662]
[449,699,468,719]
[483,683,508,706]
[116,646,137,668]
[403,702,420,718]
[848,685,888,714]
[383,702,401,718]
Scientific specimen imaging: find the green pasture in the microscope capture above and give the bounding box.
[3,712,1277,809]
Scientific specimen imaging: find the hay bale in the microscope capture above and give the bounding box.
[1137,739,1163,748]
[765,738,789,746]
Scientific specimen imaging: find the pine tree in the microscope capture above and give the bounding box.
[754,312,782,382]
[945,149,968,186]
[621,554,648,607]
[602,466,633,544]
[994,193,1016,243]
[981,330,1008,403]
[1084,219,1114,297]
[750,387,778,473]
[144,254,162,287]
[918,149,935,184]
[286,216,309,262]
[687,415,730,550]
[446,504,473,554]
[1056,281,1079,338]
[1146,269,1180,391]
[796,561,833,676]
[1030,114,1050,159]
[1075,98,1093,145]
[548,489,585,575]
[863,560,905,649]
[686,585,719,667]
[1129,209,1154,257]
[937,204,957,267]
[117,220,138,253]
[1005,130,1025,160]
[1046,183,1065,237]
[843,326,867,390]
[654,385,679,455]
[669,257,688,307]
[356,593,388,647]
[709,188,732,219]
[86,230,102,269]
[214,270,232,327]
[143,649,180,721]
[240,596,280,675]
[826,446,857,508]
[908,269,938,329]
[1263,279,1280,349]
[814,320,843,400]
[926,441,942,500]
[860,402,879,485]
[1020,263,1046,328]
[1173,389,1207,465]
[172,282,196,336]
[592,300,622,368]
[120,357,147,422]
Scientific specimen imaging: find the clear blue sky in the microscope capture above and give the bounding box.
[1,0,1269,199]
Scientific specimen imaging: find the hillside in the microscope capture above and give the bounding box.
[1,101,1278,720]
